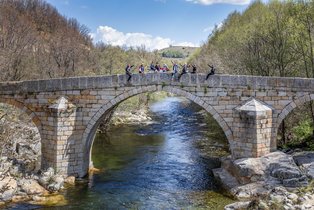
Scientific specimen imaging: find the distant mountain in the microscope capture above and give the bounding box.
[159,46,199,59]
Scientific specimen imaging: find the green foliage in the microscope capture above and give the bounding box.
[0,0,93,81]
[191,1,314,78]
[147,92,168,104]
[292,119,313,143]
[115,92,169,113]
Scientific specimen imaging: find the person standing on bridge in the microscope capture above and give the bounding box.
[171,60,179,80]
[125,64,134,82]
[155,63,160,72]
[206,64,215,80]
[150,62,156,72]
[178,63,188,80]
[139,63,145,74]
[191,64,197,74]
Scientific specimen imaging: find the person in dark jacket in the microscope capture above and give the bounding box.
[155,63,160,72]
[206,64,215,80]
[150,62,155,71]
[178,63,188,80]
[191,64,197,74]
[125,64,134,82]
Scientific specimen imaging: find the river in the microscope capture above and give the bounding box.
[8,97,234,209]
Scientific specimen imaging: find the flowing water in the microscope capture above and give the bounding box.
[8,97,235,209]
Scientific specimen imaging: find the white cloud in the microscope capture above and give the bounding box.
[92,26,198,51]
[203,26,215,33]
[203,22,223,33]
[176,42,198,47]
[186,0,251,5]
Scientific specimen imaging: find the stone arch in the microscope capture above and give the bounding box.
[81,85,233,174]
[0,98,42,129]
[277,93,314,128]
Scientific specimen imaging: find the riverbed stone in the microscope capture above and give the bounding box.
[19,179,47,195]
[216,151,309,201]
[47,175,64,192]
[0,177,18,201]
[224,201,250,210]
[64,176,75,185]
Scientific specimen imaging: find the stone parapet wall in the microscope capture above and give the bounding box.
[0,73,313,94]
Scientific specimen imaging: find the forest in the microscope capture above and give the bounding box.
[0,0,314,147]
[189,0,314,148]
[0,0,165,81]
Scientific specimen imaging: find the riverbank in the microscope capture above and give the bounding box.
[109,92,170,127]
[0,106,75,207]
[110,109,153,126]
[215,151,314,210]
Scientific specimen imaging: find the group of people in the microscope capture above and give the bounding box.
[125,62,216,82]
[149,62,169,72]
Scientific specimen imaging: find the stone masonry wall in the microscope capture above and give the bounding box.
[0,73,313,177]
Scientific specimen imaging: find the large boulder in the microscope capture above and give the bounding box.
[18,179,47,195]
[230,182,270,200]
[231,152,305,187]
[217,151,309,200]
[293,152,314,179]
[47,175,64,192]
[0,177,18,202]
[38,167,55,187]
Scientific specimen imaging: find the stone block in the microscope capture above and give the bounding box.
[180,74,190,84]
[190,74,197,85]
[159,73,171,84]
[22,80,39,93]
[236,76,248,87]
[207,76,220,87]
[38,80,48,92]
[96,76,112,88]
[118,75,126,86]
[131,74,140,85]
[293,78,306,89]
[78,77,87,89]
[220,75,232,86]
[197,74,206,84]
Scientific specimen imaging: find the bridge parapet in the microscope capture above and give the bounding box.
[0,73,314,94]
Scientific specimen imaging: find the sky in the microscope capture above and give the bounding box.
[45,0,253,50]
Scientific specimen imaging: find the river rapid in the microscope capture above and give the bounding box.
[8,97,234,209]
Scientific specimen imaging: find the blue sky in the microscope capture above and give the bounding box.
[46,0,252,50]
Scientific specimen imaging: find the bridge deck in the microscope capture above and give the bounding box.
[0,73,313,94]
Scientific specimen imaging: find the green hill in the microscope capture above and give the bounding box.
[159,46,199,59]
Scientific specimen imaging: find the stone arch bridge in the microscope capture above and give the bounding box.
[0,73,313,177]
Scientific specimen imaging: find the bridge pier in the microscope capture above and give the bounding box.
[232,98,274,158]
[41,97,80,176]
